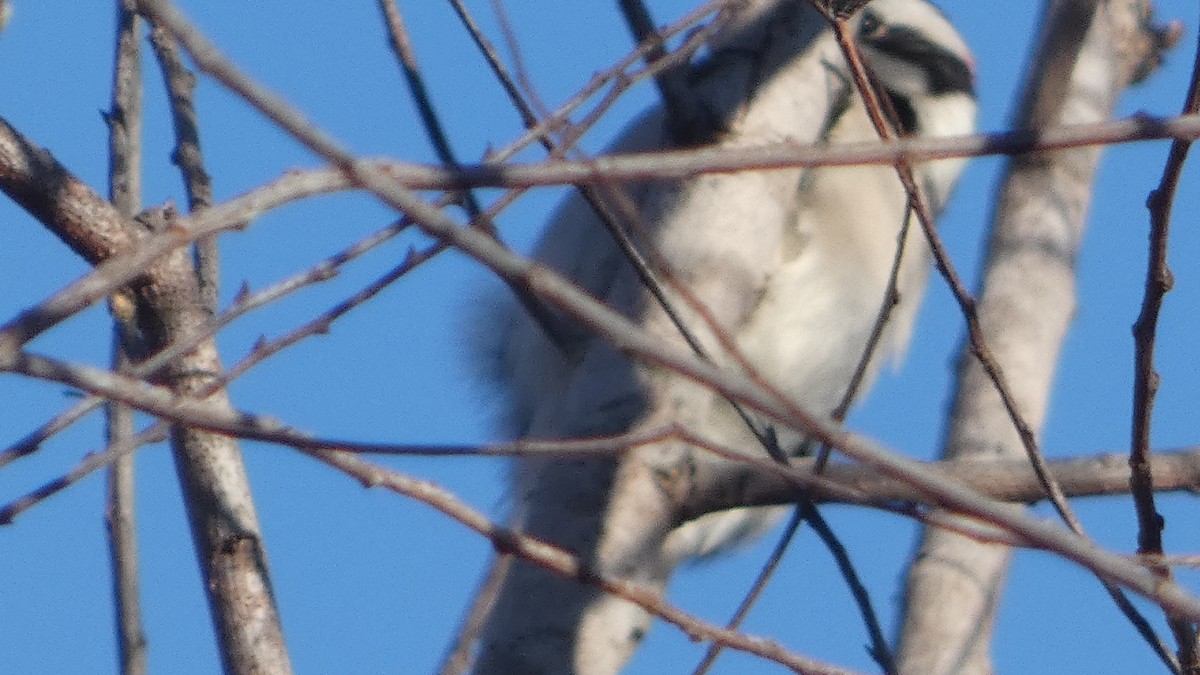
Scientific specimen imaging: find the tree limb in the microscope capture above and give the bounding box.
[897,2,1178,672]
[0,95,292,675]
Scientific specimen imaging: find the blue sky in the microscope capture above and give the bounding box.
[3,1,1200,673]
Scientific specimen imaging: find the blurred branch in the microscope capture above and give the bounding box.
[1133,3,1200,668]
[378,0,480,216]
[7,339,1200,519]
[616,0,714,143]
[0,212,413,469]
[104,2,147,673]
[258,113,1200,192]
[305,446,859,675]
[898,2,1181,673]
[0,51,292,675]
[1016,0,1097,130]
[5,93,1196,365]
[147,21,218,314]
[681,444,1200,515]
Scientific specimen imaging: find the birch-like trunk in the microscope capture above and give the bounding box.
[896,2,1165,672]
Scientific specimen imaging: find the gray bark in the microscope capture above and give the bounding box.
[0,116,293,675]
[895,2,1163,672]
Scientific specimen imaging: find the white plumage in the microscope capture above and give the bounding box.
[472,2,977,672]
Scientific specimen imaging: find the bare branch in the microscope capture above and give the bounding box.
[0,64,293,675]
[8,112,1196,364]
[279,114,1200,192]
[691,507,804,675]
[104,3,148,673]
[9,342,1200,525]
[147,21,219,314]
[301,446,863,675]
[104,339,148,675]
[898,2,1180,672]
[616,0,715,143]
[1133,1,1200,667]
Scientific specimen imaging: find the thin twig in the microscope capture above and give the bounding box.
[616,0,711,143]
[104,3,147,673]
[828,10,1080,527]
[0,213,415,468]
[263,114,1200,193]
[692,508,804,675]
[486,0,550,119]
[446,0,538,130]
[804,502,895,674]
[378,0,480,219]
[147,22,218,314]
[378,0,577,355]
[1133,9,1200,669]
[306,447,861,675]
[104,339,148,675]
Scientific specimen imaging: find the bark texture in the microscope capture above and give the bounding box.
[0,116,293,675]
[895,2,1166,672]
